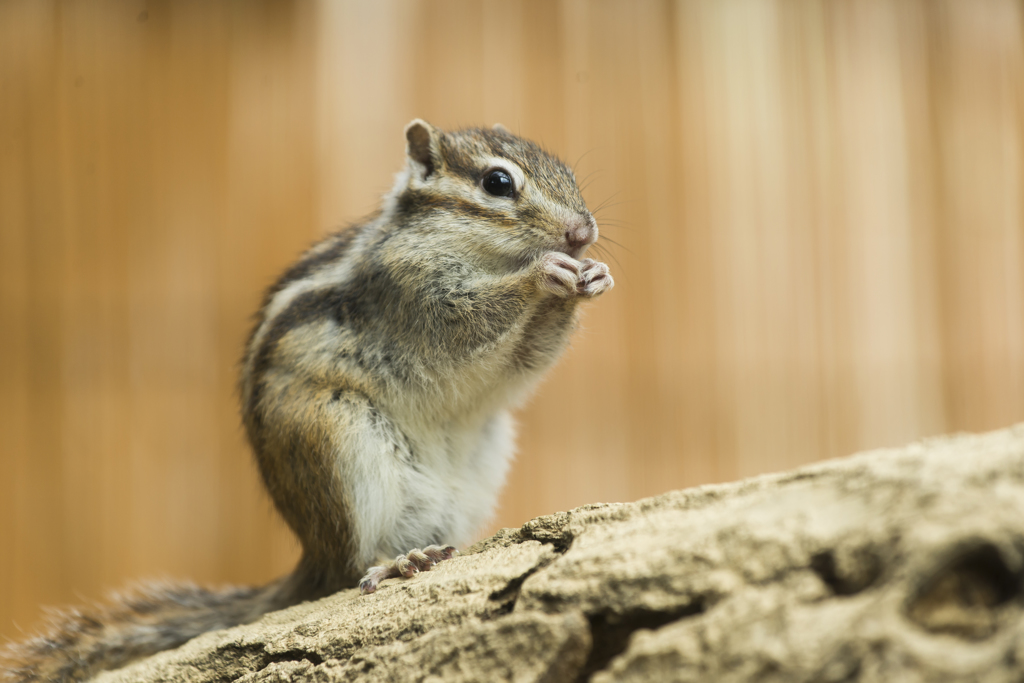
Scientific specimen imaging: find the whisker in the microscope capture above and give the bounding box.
[596,235,632,255]
[595,220,634,231]
[572,149,597,175]
[590,191,624,214]
[588,242,608,260]
[577,169,602,190]
[591,201,629,215]
[589,242,625,272]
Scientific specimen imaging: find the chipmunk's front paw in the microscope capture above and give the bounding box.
[578,259,614,298]
[537,252,582,298]
[358,544,457,595]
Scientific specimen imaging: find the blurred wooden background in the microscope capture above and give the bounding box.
[2,0,1023,643]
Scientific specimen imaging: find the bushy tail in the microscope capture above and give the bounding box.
[2,581,276,682]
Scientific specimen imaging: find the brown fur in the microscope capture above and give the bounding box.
[2,121,612,681]
[1,582,281,682]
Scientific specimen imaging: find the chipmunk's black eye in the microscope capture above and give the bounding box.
[482,169,515,197]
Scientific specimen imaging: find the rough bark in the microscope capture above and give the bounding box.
[95,424,1024,682]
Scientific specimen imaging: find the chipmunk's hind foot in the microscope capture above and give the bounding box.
[358,545,458,594]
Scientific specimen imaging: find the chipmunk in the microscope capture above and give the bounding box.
[2,120,612,682]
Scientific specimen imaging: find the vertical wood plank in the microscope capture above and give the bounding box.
[1,0,69,635]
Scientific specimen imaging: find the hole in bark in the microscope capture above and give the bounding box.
[266,649,324,667]
[811,547,882,596]
[906,542,1021,640]
[576,599,707,682]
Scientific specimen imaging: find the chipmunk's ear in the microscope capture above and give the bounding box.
[492,123,511,134]
[405,119,441,179]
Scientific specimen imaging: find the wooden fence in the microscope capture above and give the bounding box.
[2,0,1022,642]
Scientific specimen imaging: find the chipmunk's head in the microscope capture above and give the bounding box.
[393,119,598,264]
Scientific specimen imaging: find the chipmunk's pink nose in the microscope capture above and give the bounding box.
[565,214,598,250]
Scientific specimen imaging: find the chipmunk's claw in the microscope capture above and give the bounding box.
[358,545,458,595]
[538,252,582,298]
[578,259,613,298]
